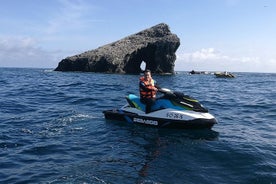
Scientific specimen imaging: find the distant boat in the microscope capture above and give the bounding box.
[189,70,210,75]
[214,72,235,78]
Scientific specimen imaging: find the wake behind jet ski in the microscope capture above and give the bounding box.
[103,88,217,129]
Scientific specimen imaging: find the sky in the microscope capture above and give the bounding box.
[0,0,275,73]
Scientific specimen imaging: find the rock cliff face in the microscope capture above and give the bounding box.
[54,23,180,74]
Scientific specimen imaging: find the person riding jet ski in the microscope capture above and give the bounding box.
[139,69,159,113]
[103,70,217,129]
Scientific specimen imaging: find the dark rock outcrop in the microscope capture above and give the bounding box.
[54,23,180,74]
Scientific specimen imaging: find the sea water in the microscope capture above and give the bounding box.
[0,68,275,184]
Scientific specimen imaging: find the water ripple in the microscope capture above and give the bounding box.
[0,68,275,183]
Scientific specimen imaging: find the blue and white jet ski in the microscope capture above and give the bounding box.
[103,88,217,129]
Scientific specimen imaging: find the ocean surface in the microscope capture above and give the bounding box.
[0,68,275,184]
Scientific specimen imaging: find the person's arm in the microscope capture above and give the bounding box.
[154,81,160,90]
[140,81,151,92]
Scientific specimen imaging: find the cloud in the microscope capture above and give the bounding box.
[0,36,66,68]
[46,0,84,34]
[175,48,276,73]
[225,0,241,7]
[45,0,101,35]
[178,48,228,61]
[0,0,99,68]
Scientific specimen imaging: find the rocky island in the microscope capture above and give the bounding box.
[54,23,180,74]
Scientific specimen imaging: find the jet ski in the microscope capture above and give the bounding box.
[103,88,217,129]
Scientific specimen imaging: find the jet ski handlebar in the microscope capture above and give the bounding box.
[158,88,209,113]
[158,88,177,98]
[158,88,173,94]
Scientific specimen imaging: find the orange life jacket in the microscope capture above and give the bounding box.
[139,76,157,99]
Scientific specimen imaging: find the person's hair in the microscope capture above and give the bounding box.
[144,69,151,74]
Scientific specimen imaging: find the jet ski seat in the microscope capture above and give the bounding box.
[126,94,179,112]
[126,94,146,112]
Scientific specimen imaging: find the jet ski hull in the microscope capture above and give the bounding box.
[103,109,217,129]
